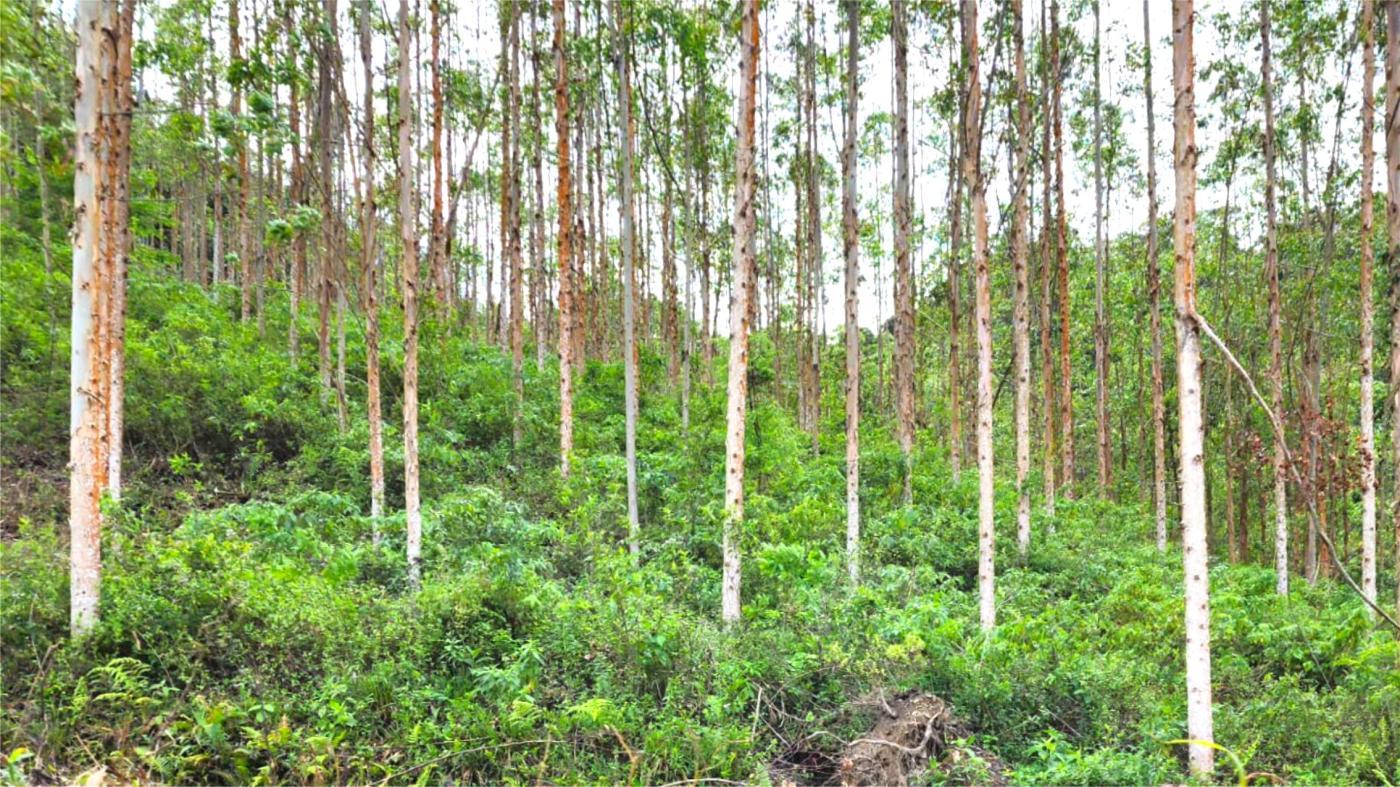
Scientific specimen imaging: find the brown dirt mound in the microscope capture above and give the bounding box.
[770,692,1006,787]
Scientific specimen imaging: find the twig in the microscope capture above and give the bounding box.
[847,712,940,758]
[1195,313,1400,632]
[878,689,896,719]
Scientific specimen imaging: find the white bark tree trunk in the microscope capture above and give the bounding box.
[1262,0,1288,596]
[1143,0,1166,552]
[1172,0,1214,773]
[1012,0,1032,559]
[613,0,641,556]
[1385,0,1400,615]
[1092,0,1110,495]
[722,0,759,625]
[961,0,995,632]
[842,0,861,583]
[398,0,422,589]
[360,0,384,530]
[1360,0,1378,609]
[70,0,130,636]
[554,0,575,479]
[892,0,914,504]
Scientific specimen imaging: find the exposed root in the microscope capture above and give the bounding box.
[770,692,1005,787]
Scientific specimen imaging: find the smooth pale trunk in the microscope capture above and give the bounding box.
[722,0,759,625]
[961,0,995,632]
[613,0,640,556]
[508,7,525,451]
[360,0,384,529]
[554,0,574,479]
[892,0,914,504]
[1386,0,1400,615]
[398,0,422,589]
[1173,0,1215,773]
[1360,0,1377,608]
[1262,0,1288,595]
[1092,0,1110,494]
[1143,0,1166,551]
[71,0,122,636]
[843,0,861,583]
[1012,0,1032,559]
[1039,0,1056,518]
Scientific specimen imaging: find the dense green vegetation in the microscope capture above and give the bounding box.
[8,0,1400,782]
[5,234,1398,784]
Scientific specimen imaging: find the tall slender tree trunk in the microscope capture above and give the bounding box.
[1052,0,1073,494]
[1173,0,1214,772]
[802,0,822,449]
[359,0,384,531]
[961,0,994,631]
[947,19,964,482]
[1092,0,1111,494]
[398,0,422,589]
[893,0,914,503]
[105,0,134,502]
[722,0,759,624]
[1388,0,1400,614]
[289,32,304,363]
[234,0,252,322]
[497,7,513,352]
[1360,0,1378,609]
[681,78,696,432]
[1262,0,1288,595]
[842,0,861,582]
[530,8,547,372]
[315,2,335,403]
[429,0,446,300]
[613,0,641,556]
[1143,0,1166,551]
[1012,0,1031,558]
[661,48,680,389]
[210,2,224,288]
[1039,0,1056,515]
[509,5,525,450]
[70,0,133,636]
[554,0,575,478]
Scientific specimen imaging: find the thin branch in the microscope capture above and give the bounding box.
[1195,312,1400,632]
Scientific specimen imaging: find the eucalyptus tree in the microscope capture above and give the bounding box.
[893,0,914,503]
[429,0,448,300]
[1386,0,1400,615]
[722,0,760,624]
[70,0,134,637]
[1038,0,1056,515]
[612,0,641,556]
[357,0,385,530]
[506,1,526,449]
[1173,0,1214,772]
[233,0,252,322]
[1262,0,1287,595]
[397,0,422,589]
[1359,0,1377,611]
[842,0,861,582]
[555,0,576,478]
[1012,0,1032,558]
[961,0,994,632]
[1091,0,1109,493]
[1051,0,1073,495]
[1137,0,1165,550]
